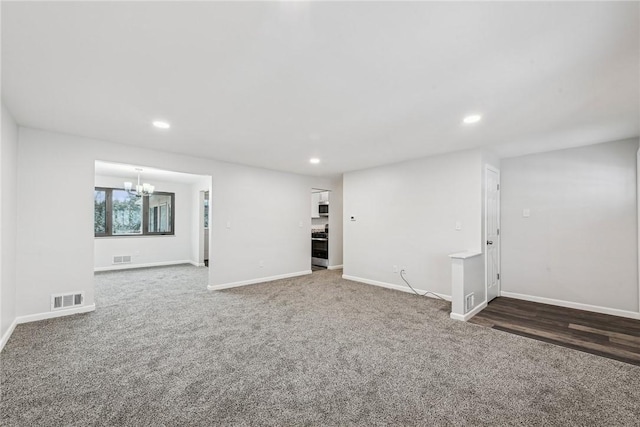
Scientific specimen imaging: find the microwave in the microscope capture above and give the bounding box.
[319,204,329,215]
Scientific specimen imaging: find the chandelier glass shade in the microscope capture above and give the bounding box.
[124,168,155,197]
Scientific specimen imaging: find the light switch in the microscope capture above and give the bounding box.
[226,220,232,229]
[523,209,530,218]
[299,221,303,228]
[455,221,462,231]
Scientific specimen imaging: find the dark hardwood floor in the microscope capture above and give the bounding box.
[470,297,640,366]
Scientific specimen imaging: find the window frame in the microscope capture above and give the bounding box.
[94,187,175,237]
[94,187,111,237]
[144,192,176,236]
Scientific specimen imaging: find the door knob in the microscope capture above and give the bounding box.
[487,240,493,245]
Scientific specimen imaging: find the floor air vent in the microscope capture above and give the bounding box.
[113,255,132,265]
[51,292,84,311]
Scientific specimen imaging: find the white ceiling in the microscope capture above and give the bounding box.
[3,2,638,177]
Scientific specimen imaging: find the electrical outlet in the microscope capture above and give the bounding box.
[393,265,398,273]
[455,221,462,231]
[259,260,264,268]
[400,266,407,273]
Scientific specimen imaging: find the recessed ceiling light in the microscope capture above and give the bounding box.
[153,120,171,129]
[463,114,482,124]
[309,158,320,164]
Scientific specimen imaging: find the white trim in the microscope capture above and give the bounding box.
[450,301,487,322]
[449,251,482,260]
[0,318,18,353]
[94,260,194,272]
[637,148,639,315]
[208,270,312,291]
[342,275,451,301]
[328,265,343,270]
[1,304,97,353]
[15,304,96,325]
[501,291,640,320]
[190,261,205,267]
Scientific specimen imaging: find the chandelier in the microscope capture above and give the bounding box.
[124,168,155,197]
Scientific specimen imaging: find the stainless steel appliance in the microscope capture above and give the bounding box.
[311,231,328,267]
[319,204,329,216]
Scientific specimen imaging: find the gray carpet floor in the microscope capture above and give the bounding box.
[2,265,640,426]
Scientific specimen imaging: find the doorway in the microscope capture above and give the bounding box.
[198,190,210,267]
[93,161,211,272]
[204,191,209,266]
[485,165,501,302]
[311,188,330,270]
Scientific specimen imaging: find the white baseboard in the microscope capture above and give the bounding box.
[501,291,640,320]
[328,265,343,270]
[190,261,206,267]
[450,301,488,322]
[16,304,96,324]
[1,304,96,352]
[94,260,194,272]
[342,274,451,301]
[0,318,18,353]
[208,270,312,291]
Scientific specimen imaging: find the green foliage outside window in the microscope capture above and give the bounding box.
[112,190,142,234]
[94,187,174,237]
[94,190,107,234]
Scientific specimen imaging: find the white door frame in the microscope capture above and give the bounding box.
[197,190,206,266]
[485,164,501,302]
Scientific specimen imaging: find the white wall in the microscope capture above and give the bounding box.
[93,174,200,270]
[16,127,341,318]
[1,104,19,344]
[343,149,486,298]
[501,138,639,313]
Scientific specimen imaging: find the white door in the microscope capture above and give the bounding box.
[486,166,501,302]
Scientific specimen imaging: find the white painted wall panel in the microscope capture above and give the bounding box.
[501,138,639,312]
[343,149,484,297]
[1,104,19,340]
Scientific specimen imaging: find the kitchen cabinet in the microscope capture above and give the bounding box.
[311,192,320,218]
[311,191,329,218]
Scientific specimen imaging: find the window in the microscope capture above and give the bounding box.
[204,191,209,229]
[112,189,142,235]
[94,187,175,237]
[94,189,107,236]
[148,193,172,234]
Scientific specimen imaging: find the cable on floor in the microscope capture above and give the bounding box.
[400,269,446,301]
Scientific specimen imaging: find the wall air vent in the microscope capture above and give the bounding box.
[465,293,475,312]
[51,292,84,311]
[113,255,132,265]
